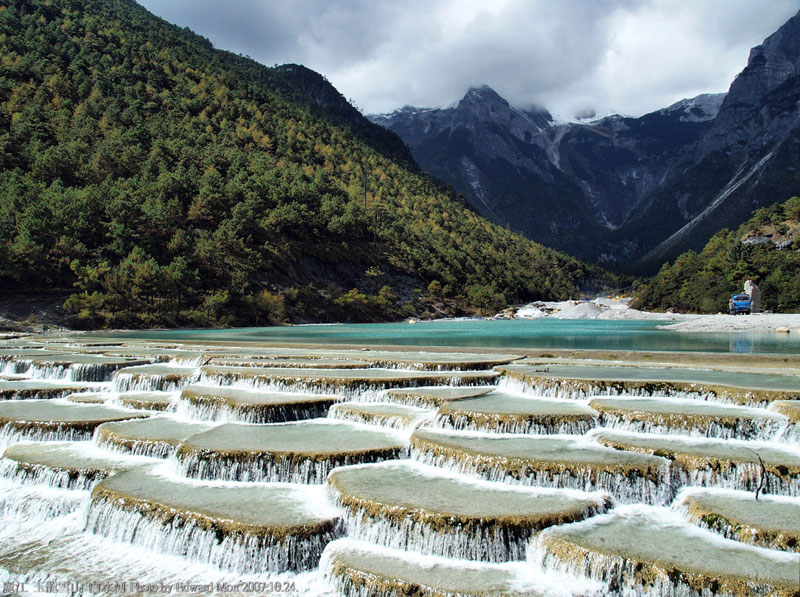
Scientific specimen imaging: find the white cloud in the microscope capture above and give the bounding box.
[137,0,800,117]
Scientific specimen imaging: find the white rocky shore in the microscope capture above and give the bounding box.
[515,298,800,334]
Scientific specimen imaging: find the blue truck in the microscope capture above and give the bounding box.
[728,294,751,315]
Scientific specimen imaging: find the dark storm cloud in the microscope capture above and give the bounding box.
[138,0,800,117]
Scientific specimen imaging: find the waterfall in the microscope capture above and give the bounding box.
[28,363,121,383]
[594,414,786,442]
[434,413,594,435]
[175,395,332,424]
[177,446,409,484]
[411,447,673,505]
[0,425,94,455]
[85,492,344,574]
[328,404,434,431]
[0,480,87,520]
[332,490,606,562]
[0,456,109,491]
[94,435,178,459]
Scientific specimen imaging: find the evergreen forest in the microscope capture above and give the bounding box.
[632,196,800,313]
[0,0,617,328]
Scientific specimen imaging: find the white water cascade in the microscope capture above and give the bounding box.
[1,337,799,596]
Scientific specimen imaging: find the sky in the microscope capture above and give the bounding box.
[137,0,800,118]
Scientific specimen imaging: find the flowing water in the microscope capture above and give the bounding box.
[0,332,798,595]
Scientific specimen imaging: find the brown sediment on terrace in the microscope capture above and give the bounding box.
[588,396,786,438]
[0,381,103,400]
[769,400,800,423]
[0,400,146,436]
[677,488,800,552]
[593,429,800,491]
[498,364,800,405]
[65,392,113,404]
[207,357,374,369]
[535,506,800,596]
[515,349,800,375]
[200,366,499,390]
[328,460,608,561]
[206,349,523,371]
[103,347,203,362]
[410,428,667,491]
[328,402,432,429]
[176,420,408,482]
[114,365,197,382]
[25,354,149,368]
[323,539,546,596]
[437,391,597,434]
[89,466,341,572]
[96,417,214,458]
[117,391,176,411]
[180,384,336,423]
[1,441,152,488]
[383,386,495,409]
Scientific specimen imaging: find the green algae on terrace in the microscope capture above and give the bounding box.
[499,364,800,404]
[588,396,786,439]
[180,384,336,422]
[176,419,408,483]
[323,538,554,597]
[533,505,800,596]
[200,366,499,390]
[383,386,495,409]
[438,391,597,434]
[676,487,800,551]
[96,417,214,458]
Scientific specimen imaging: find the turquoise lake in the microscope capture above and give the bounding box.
[91,319,800,354]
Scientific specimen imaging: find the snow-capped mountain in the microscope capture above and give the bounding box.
[369,10,800,273]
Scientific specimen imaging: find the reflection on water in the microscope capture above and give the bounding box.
[85,319,800,354]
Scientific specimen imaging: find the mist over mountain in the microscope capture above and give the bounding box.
[370,10,800,274]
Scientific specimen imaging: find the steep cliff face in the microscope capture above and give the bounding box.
[371,11,800,274]
[635,12,800,271]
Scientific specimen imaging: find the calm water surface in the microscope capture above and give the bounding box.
[92,319,800,354]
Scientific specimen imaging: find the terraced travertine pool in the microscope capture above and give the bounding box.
[0,333,798,596]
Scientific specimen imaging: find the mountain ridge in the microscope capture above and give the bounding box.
[370,9,800,274]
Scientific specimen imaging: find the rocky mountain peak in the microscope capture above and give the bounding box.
[727,9,800,108]
[699,9,800,157]
[661,93,726,122]
[458,85,508,106]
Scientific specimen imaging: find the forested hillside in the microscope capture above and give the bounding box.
[632,197,800,313]
[0,0,616,328]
